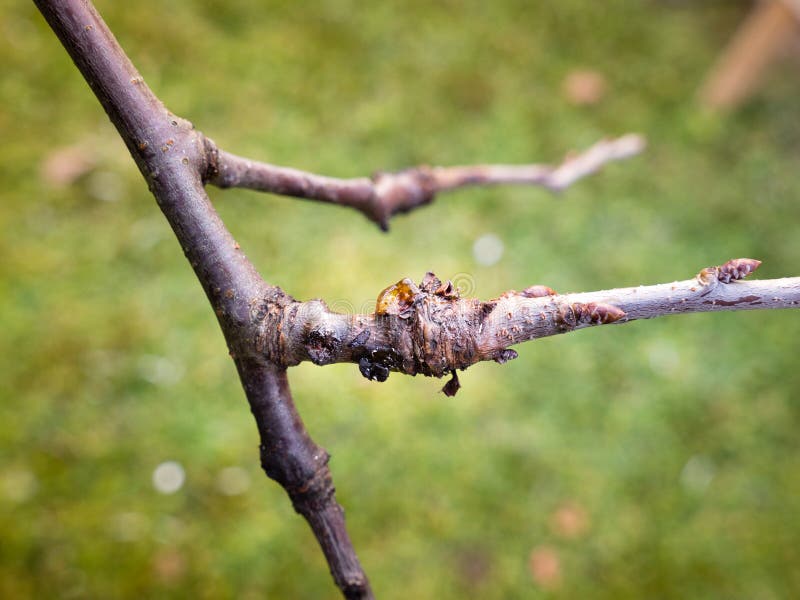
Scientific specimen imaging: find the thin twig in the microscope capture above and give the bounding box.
[205,134,646,230]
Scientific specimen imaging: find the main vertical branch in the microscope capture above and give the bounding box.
[33,1,373,597]
[236,359,372,598]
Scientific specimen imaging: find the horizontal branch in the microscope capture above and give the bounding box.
[254,259,799,394]
[204,134,645,230]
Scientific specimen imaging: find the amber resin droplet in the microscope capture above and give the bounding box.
[375,278,420,316]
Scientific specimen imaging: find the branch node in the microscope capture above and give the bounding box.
[287,463,336,514]
[371,167,437,229]
[202,136,220,184]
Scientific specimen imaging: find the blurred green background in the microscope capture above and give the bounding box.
[2,1,800,598]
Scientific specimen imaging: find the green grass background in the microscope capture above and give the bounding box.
[2,1,800,598]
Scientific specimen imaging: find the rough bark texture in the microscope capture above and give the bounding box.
[33,1,800,598]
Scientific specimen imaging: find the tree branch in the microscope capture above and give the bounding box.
[259,259,799,393]
[204,134,645,230]
[34,1,373,597]
[236,359,372,599]
[33,0,799,597]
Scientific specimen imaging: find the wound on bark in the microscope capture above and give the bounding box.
[357,347,401,382]
[375,278,422,318]
[359,357,390,382]
[481,300,498,317]
[434,279,460,299]
[348,329,370,347]
[419,271,442,293]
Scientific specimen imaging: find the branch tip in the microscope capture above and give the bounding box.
[275,261,797,402]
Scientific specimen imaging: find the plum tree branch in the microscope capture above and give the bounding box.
[32,0,799,597]
[205,134,645,230]
[260,259,799,394]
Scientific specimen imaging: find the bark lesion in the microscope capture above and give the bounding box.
[372,272,486,379]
